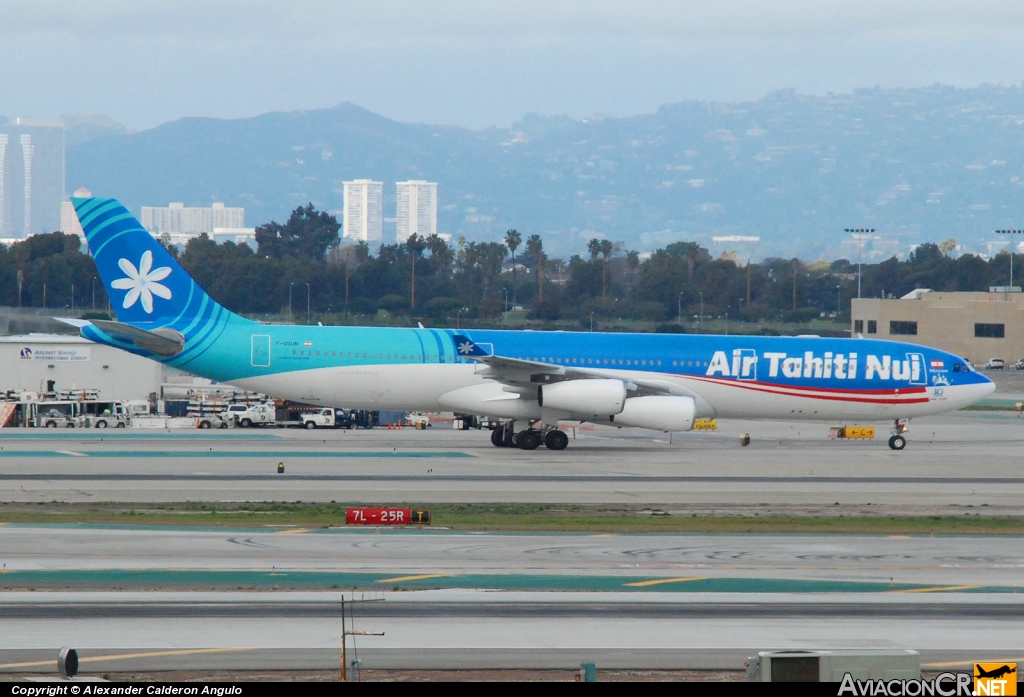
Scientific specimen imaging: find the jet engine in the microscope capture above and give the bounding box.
[537,379,626,415]
[610,395,696,432]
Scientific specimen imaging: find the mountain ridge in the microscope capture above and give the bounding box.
[67,84,1024,260]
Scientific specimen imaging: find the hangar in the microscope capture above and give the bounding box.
[0,334,164,401]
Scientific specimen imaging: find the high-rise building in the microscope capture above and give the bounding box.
[0,118,65,239]
[140,202,245,234]
[60,186,91,241]
[342,179,383,243]
[396,180,437,241]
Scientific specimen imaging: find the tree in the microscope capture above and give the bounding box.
[599,239,613,296]
[588,238,614,295]
[255,204,340,261]
[526,234,545,302]
[406,235,427,309]
[504,229,522,295]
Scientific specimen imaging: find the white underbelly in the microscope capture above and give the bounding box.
[232,364,483,410]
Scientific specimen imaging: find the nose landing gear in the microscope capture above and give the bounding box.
[888,419,909,450]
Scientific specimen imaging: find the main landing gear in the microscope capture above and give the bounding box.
[490,420,569,451]
[888,419,908,450]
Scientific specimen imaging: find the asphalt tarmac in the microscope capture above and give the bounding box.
[1,412,1023,506]
[3,409,1023,674]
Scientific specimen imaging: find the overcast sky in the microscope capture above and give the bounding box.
[3,0,1024,130]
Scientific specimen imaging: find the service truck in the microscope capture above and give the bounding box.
[229,402,339,429]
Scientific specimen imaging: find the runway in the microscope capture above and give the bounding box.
[2,413,1024,506]
[2,591,1023,672]
[3,525,1024,586]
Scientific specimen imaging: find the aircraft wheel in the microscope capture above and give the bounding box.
[888,435,906,450]
[519,430,541,450]
[545,430,569,451]
[490,428,504,447]
[510,431,523,448]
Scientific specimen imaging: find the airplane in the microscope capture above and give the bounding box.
[64,196,995,451]
[976,665,1017,680]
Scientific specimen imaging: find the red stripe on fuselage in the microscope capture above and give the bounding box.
[686,375,931,405]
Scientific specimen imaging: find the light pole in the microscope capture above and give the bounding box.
[995,229,1022,287]
[845,227,875,298]
[698,292,703,330]
[836,285,842,317]
[289,283,295,320]
[590,312,595,332]
[91,277,97,310]
[305,282,311,324]
[457,308,461,329]
[678,292,684,324]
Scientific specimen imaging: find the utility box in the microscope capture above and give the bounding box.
[746,650,920,682]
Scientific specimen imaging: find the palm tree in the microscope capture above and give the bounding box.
[589,239,614,296]
[406,235,427,310]
[504,229,522,297]
[526,234,545,302]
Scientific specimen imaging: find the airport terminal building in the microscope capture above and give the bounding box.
[851,288,1024,364]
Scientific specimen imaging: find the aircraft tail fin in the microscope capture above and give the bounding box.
[72,196,252,359]
[72,196,243,325]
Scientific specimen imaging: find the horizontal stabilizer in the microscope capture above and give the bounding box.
[88,320,185,357]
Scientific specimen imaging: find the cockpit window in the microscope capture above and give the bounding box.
[952,364,961,372]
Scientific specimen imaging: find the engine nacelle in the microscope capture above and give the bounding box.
[611,395,695,432]
[537,379,626,416]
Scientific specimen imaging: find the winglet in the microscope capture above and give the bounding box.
[452,335,490,358]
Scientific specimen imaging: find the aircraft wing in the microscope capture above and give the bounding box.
[451,334,710,402]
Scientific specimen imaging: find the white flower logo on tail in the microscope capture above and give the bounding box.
[111,250,172,314]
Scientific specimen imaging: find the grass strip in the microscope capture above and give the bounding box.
[1,502,1023,534]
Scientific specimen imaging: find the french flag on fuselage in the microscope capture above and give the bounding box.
[930,359,945,370]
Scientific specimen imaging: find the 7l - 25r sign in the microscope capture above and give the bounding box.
[346,507,430,525]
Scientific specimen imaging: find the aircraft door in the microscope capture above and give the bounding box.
[250,334,271,368]
[906,352,926,385]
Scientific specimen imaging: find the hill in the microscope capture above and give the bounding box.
[67,85,1024,259]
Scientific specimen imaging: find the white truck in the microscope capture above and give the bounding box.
[228,403,339,429]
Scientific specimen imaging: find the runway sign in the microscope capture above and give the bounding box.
[346,507,430,525]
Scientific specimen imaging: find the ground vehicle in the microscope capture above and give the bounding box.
[232,402,339,429]
[30,400,128,428]
[985,358,1005,370]
[79,401,128,428]
[1014,358,1024,371]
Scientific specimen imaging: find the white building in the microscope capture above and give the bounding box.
[60,186,91,241]
[141,202,245,235]
[0,118,65,239]
[0,334,163,401]
[342,179,383,243]
[396,180,437,241]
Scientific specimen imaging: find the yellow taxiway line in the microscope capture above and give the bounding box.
[625,576,708,587]
[0,647,256,670]
[376,573,452,583]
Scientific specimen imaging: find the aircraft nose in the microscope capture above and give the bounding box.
[982,374,996,396]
